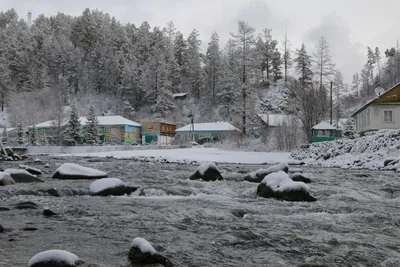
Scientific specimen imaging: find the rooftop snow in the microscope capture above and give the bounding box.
[176,122,239,132]
[30,115,141,128]
[258,114,299,127]
[312,121,336,130]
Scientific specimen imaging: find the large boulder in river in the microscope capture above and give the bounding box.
[190,162,223,181]
[19,164,43,175]
[0,172,15,186]
[257,171,316,202]
[52,163,107,180]
[89,178,138,196]
[28,250,85,267]
[128,237,173,267]
[4,169,44,183]
[244,162,289,183]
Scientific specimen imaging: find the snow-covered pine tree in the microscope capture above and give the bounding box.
[85,104,100,145]
[64,102,82,146]
[294,43,313,88]
[16,121,23,145]
[185,29,203,99]
[30,124,37,146]
[1,125,8,144]
[152,54,176,117]
[231,21,256,135]
[122,96,135,119]
[343,118,355,139]
[281,27,292,82]
[205,32,221,101]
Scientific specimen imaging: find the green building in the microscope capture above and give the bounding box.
[311,121,337,143]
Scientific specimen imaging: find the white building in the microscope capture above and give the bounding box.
[351,82,400,133]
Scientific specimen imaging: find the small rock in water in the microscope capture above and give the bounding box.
[129,237,173,267]
[44,163,50,168]
[23,227,38,231]
[0,224,4,233]
[0,207,10,211]
[89,178,138,196]
[52,163,108,180]
[19,165,43,175]
[46,188,61,197]
[0,172,15,186]
[34,158,43,164]
[232,209,247,218]
[244,162,289,183]
[16,201,39,209]
[43,209,57,217]
[4,169,43,183]
[190,162,223,181]
[28,249,85,267]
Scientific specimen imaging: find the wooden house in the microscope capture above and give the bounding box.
[29,116,141,145]
[141,121,177,145]
[175,122,240,144]
[311,121,337,143]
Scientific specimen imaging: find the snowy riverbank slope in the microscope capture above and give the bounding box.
[53,147,290,165]
[291,130,400,170]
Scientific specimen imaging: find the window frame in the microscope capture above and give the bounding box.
[383,109,394,123]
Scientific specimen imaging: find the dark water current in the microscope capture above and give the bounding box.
[1,157,400,267]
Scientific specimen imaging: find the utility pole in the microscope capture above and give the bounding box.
[330,81,333,125]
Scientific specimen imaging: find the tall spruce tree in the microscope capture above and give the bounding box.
[85,104,99,144]
[231,21,255,135]
[294,43,313,87]
[64,102,82,145]
[205,32,221,101]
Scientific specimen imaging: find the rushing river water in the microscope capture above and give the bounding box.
[1,156,400,267]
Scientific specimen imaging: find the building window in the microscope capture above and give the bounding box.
[383,110,394,123]
[148,126,153,130]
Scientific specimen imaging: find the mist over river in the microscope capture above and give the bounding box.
[1,156,400,267]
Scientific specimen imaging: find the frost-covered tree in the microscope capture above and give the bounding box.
[64,102,82,145]
[185,29,203,99]
[30,124,37,146]
[314,37,335,89]
[205,32,221,101]
[352,73,360,96]
[281,27,292,82]
[85,104,99,144]
[294,43,313,87]
[231,21,255,135]
[16,121,24,145]
[1,125,8,144]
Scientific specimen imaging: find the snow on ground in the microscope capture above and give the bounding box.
[90,178,125,194]
[54,147,290,165]
[28,250,80,267]
[291,130,400,170]
[131,237,156,254]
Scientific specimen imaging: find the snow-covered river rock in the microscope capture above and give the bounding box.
[1,156,400,266]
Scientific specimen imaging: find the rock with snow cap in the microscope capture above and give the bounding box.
[290,173,312,183]
[52,163,107,180]
[128,237,173,267]
[4,169,43,183]
[89,178,138,196]
[0,172,15,186]
[28,250,85,267]
[19,164,43,175]
[257,171,316,202]
[190,162,223,181]
[244,162,289,183]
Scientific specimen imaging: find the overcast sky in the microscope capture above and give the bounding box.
[2,0,400,83]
